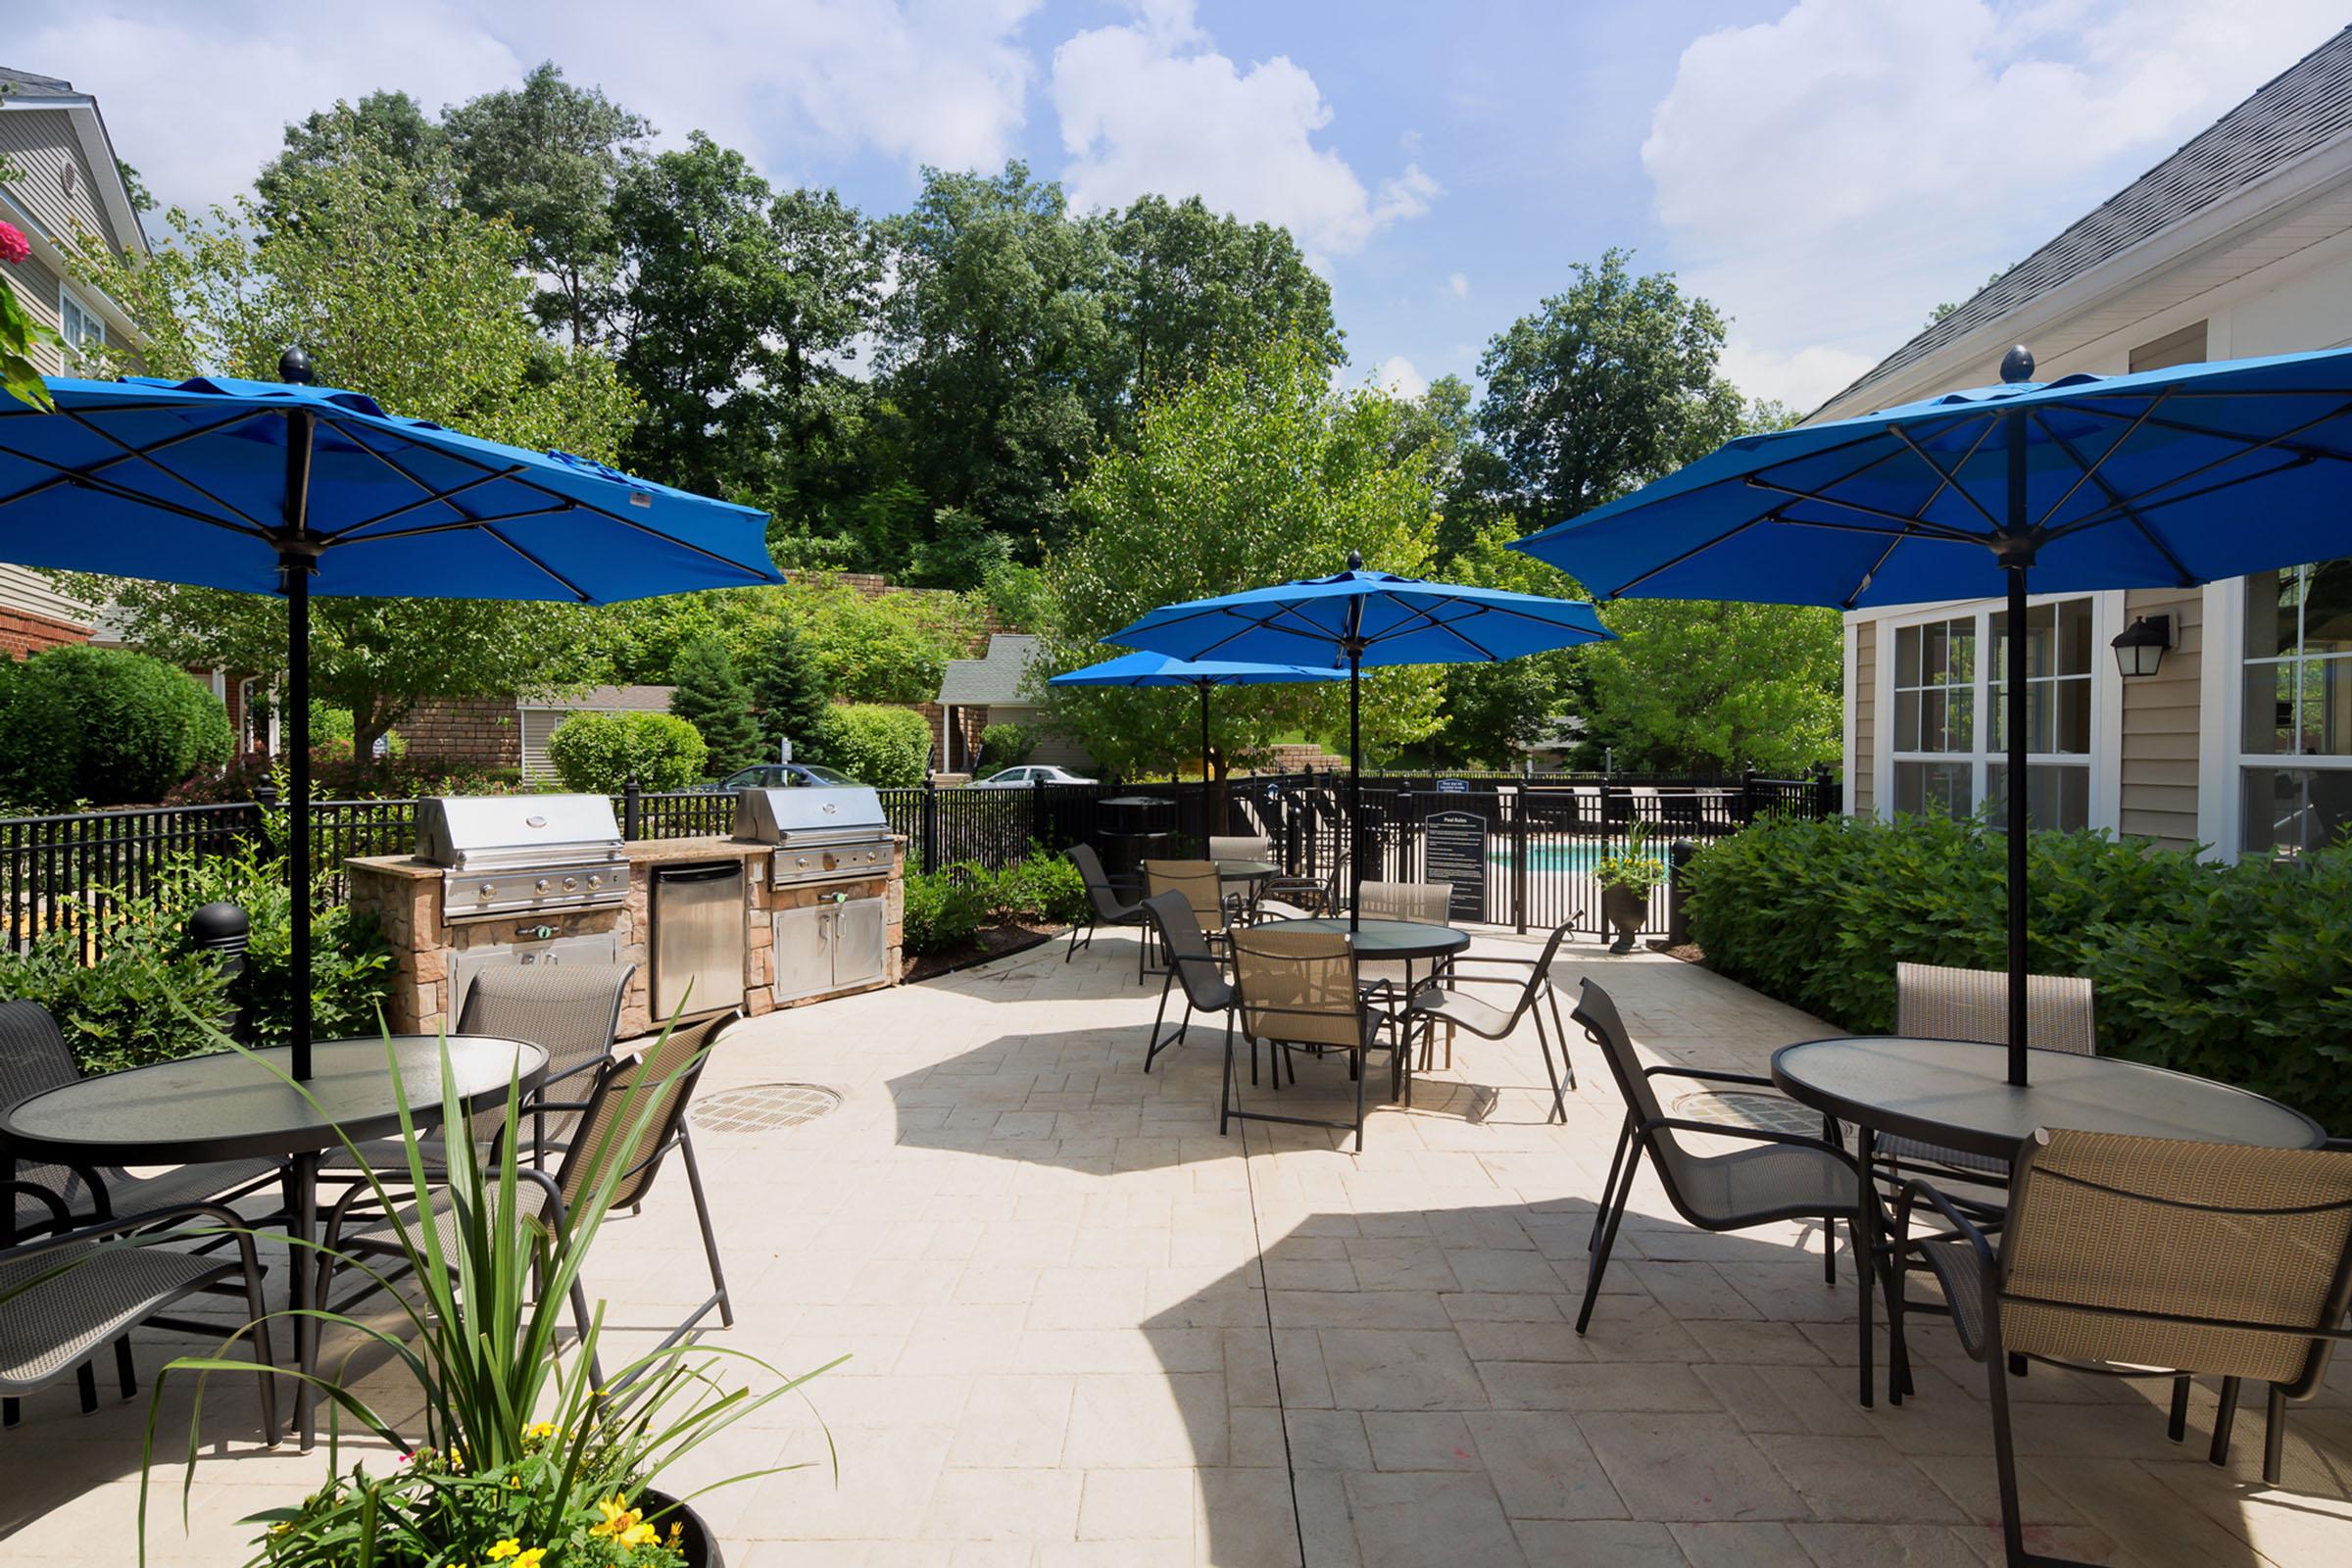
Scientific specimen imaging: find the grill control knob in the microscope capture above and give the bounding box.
[586,874,602,888]
[563,877,578,892]
[534,878,551,893]
[796,856,811,868]
[479,882,496,898]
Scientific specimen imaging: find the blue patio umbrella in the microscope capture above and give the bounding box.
[0,356,783,1076]
[1512,343,2352,1084]
[1106,554,1614,926]
[1049,651,1348,785]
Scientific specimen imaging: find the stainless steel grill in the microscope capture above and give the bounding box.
[415,794,630,918]
[732,786,895,887]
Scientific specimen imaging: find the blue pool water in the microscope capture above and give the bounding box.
[1491,843,1671,877]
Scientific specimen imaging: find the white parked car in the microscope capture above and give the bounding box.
[974,763,1096,788]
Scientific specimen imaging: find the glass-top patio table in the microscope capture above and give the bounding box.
[0,1035,547,1448]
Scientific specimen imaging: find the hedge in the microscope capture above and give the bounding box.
[815,704,932,787]
[0,644,232,808]
[902,848,1093,955]
[547,710,708,792]
[1682,811,2352,1131]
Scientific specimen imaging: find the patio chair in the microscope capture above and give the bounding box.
[0,1191,275,1439]
[1209,834,1275,912]
[319,1011,740,1380]
[1144,859,1234,962]
[1225,924,1397,1152]
[0,1000,282,1239]
[1895,1131,2352,1566]
[1880,962,2095,1187]
[1138,891,1237,1076]
[319,962,635,1186]
[1401,919,1581,1122]
[1570,979,1876,1403]
[1065,844,1149,975]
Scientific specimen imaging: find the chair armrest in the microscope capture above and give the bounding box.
[1635,1116,1860,1175]
[3,1179,74,1240]
[0,1199,259,1264]
[1642,1064,1777,1090]
[535,1054,610,1093]
[1895,1177,1997,1270]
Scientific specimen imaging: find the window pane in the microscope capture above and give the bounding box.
[2242,661,2294,754]
[1986,763,2090,832]
[2311,655,2352,757]
[1894,625,1921,687]
[1947,619,1977,685]
[1948,687,1974,752]
[2240,766,2352,858]
[1893,689,1920,753]
[2305,560,2352,655]
[2057,600,2093,676]
[2244,568,2300,660]
[2056,677,2091,754]
[1921,689,1948,753]
[1893,760,1971,819]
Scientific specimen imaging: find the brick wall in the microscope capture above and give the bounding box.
[395,698,520,766]
[0,607,89,659]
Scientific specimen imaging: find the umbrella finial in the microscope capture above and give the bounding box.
[1999,344,2035,384]
[1347,549,1363,571]
[278,345,316,385]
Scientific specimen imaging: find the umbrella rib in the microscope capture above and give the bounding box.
[0,448,270,539]
[1841,529,1911,611]
[1609,514,1772,597]
[40,407,282,530]
[1742,483,1986,541]
[2061,398,2352,473]
[2041,453,2315,545]
[323,416,776,581]
[1886,422,2004,530]
[476,525,594,602]
[2050,397,2352,530]
[318,465,531,539]
[2029,408,2198,587]
[322,507,579,545]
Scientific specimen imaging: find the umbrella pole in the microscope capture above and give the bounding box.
[1348,651,1362,934]
[281,408,317,1081]
[2003,410,2031,1088]
[1200,682,1213,841]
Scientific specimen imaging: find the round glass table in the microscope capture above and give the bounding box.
[1263,915,1470,963]
[1216,858,1281,881]
[1,1034,548,1447]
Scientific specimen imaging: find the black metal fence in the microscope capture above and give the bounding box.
[0,767,1838,962]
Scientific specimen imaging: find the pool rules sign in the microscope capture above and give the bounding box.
[1422,808,1489,922]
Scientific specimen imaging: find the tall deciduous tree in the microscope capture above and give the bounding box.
[1041,338,1444,780]
[442,62,650,347]
[254,91,449,230]
[68,143,632,758]
[1577,600,1842,775]
[1472,249,1749,529]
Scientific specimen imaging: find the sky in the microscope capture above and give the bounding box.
[18,0,2351,414]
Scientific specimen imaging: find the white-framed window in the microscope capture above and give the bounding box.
[58,286,105,371]
[2237,559,2352,858]
[1884,597,2099,831]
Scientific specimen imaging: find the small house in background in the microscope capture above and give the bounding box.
[934,634,1091,776]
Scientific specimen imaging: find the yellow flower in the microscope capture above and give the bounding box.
[485,1543,521,1562]
[523,1420,556,1441]
[514,1551,547,1568]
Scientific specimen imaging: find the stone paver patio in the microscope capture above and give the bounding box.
[6,928,2351,1566]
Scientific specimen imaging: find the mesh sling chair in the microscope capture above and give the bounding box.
[1353,881,1455,1064]
[0,1000,282,1239]
[318,1011,741,1383]
[1402,919,1581,1123]
[1208,835,1274,916]
[0,1191,275,1439]
[1895,1131,2352,1568]
[1881,962,2095,1186]
[318,962,635,1185]
[1138,891,1236,1076]
[1225,924,1397,1152]
[1144,859,1235,971]
[1571,980,1879,1404]
[1065,844,1149,974]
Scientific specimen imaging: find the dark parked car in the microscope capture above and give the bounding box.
[710,761,862,791]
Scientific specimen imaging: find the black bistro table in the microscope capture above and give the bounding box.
[1771,1036,2324,1401]
[0,1034,546,1447]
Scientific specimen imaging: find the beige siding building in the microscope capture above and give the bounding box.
[1827,28,2352,862]
[0,67,147,656]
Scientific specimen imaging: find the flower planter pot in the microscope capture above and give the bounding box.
[1600,884,1648,955]
[641,1489,723,1568]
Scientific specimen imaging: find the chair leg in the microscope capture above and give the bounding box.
[1352,1038,1367,1152]
[1145,969,1179,1073]
[2211,1376,2241,1468]
[1823,1216,1837,1286]
[1984,1340,2029,1567]
[679,1127,733,1330]
[114,1337,136,1399]
[1218,1016,1238,1137]
[2,1397,16,1427]
[571,1270,607,1396]
[1576,1141,1642,1334]
[76,1361,97,1414]
[1530,1009,1566,1125]
[1591,1118,1633,1251]
[2264,1384,2286,1486]
[1543,983,1576,1091]
[2168,1375,2191,1443]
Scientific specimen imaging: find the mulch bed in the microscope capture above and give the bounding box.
[900,921,1063,983]
[1659,942,1707,964]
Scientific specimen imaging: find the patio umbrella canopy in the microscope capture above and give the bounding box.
[1048,651,1348,785]
[1106,554,1613,926]
[1512,343,2352,1084]
[0,357,783,1076]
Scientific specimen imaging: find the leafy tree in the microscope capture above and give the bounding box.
[1421,518,1584,768]
[254,92,449,228]
[749,610,833,761]
[667,637,762,776]
[1577,600,1842,774]
[799,581,990,704]
[68,147,631,758]
[811,704,932,786]
[443,62,650,346]
[1041,337,1445,780]
[1102,194,1341,414]
[879,163,1114,560]
[1472,249,1748,529]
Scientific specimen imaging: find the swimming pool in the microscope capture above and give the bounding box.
[1489,843,1674,878]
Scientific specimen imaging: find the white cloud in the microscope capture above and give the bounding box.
[1372,355,1427,399]
[1643,0,2347,408]
[1050,0,1438,260]
[17,1,1040,217]
[1445,271,1469,299]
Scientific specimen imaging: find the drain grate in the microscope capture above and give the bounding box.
[693,1083,843,1133]
[1671,1090,1823,1138]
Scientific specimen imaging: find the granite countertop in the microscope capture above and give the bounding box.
[349,833,906,877]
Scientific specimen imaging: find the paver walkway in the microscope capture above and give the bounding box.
[7,930,2350,1566]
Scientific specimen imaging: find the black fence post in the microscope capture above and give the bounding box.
[1510,791,1529,935]
[1666,839,1696,947]
[1032,773,1047,850]
[921,778,940,875]
[1740,764,1757,827]
[622,775,643,841]
[189,901,250,1044]
[252,778,279,858]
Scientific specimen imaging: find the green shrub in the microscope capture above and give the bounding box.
[979,722,1036,771]
[547,710,708,792]
[993,849,1090,924]
[903,867,990,955]
[1683,812,2352,1130]
[670,636,764,776]
[0,644,232,808]
[814,703,932,787]
[0,846,394,1073]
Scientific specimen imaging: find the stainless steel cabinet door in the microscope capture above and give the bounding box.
[832,897,889,990]
[770,905,832,1002]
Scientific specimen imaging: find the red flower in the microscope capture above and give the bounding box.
[0,221,27,265]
